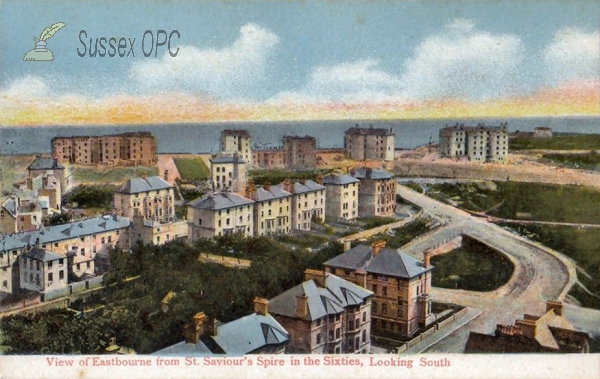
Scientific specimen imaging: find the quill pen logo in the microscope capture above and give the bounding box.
[23,22,66,61]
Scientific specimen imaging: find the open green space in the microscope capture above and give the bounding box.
[431,246,514,291]
[362,217,435,249]
[248,168,333,186]
[173,158,210,182]
[426,181,600,224]
[0,237,344,354]
[510,133,600,151]
[358,216,398,229]
[63,184,117,212]
[72,166,158,183]
[500,223,600,309]
[542,152,600,171]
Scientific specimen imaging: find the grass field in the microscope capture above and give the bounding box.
[426,181,600,224]
[173,158,210,182]
[542,152,600,171]
[248,168,333,186]
[510,133,600,151]
[362,217,435,249]
[72,166,158,184]
[431,246,514,291]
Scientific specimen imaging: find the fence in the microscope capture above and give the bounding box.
[338,209,424,244]
[0,297,69,319]
[44,275,105,302]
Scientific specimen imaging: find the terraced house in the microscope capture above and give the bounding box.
[322,173,360,221]
[187,192,254,239]
[245,181,293,236]
[268,269,373,354]
[221,129,253,167]
[277,179,326,231]
[114,176,175,222]
[352,168,396,217]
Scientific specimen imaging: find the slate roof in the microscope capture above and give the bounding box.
[352,168,394,180]
[28,157,65,171]
[0,215,130,252]
[117,176,172,194]
[276,179,325,194]
[269,273,373,321]
[323,245,432,278]
[22,247,63,262]
[152,340,212,356]
[222,129,251,138]
[322,174,359,186]
[255,186,292,202]
[210,313,289,355]
[210,155,245,164]
[345,126,393,136]
[187,192,254,210]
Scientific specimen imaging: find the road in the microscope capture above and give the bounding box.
[395,184,587,353]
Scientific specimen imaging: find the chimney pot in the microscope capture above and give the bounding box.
[546,301,563,316]
[424,250,432,268]
[295,294,309,319]
[304,269,327,288]
[371,240,386,255]
[254,297,269,316]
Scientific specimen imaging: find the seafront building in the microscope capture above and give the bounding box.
[344,126,395,161]
[439,123,508,163]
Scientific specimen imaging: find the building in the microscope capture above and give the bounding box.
[221,130,252,166]
[439,123,509,163]
[322,173,360,221]
[19,244,68,294]
[323,242,434,337]
[277,179,326,231]
[352,168,396,217]
[245,181,293,237]
[114,176,175,223]
[0,194,49,234]
[130,216,188,246]
[186,192,254,240]
[252,148,285,170]
[344,126,395,161]
[283,136,317,169]
[533,127,553,138]
[465,301,590,353]
[51,132,157,167]
[210,154,247,193]
[268,269,373,354]
[27,156,70,195]
[155,298,289,355]
[0,215,130,295]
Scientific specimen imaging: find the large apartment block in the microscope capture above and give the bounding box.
[221,129,253,166]
[277,179,326,231]
[352,168,396,217]
[344,126,395,161]
[245,181,293,236]
[186,192,254,240]
[51,132,157,166]
[322,173,360,221]
[252,148,285,170]
[114,176,175,223]
[269,269,373,354]
[324,242,435,337]
[283,136,317,169]
[210,154,247,193]
[439,123,509,163]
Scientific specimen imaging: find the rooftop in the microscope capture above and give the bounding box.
[269,272,373,321]
[22,247,63,262]
[276,179,325,194]
[255,186,293,202]
[283,135,316,142]
[324,244,432,278]
[187,192,254,210]
[210,154,245,164]
[28,157,65,171]
[345,125,394,136]
[322,173,359,186]
[117,176,172,194]
[352,168,394,180]
[222,129,251,138]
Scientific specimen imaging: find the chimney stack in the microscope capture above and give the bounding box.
[546,301,563,316]
[142,173,148,181]
[304,269,327,288]
[424,250,432,268]
[343,239,351,252]
[163,170,169,182]
[184,312,207,344]
[316,175,323,185]
[515,319,537,339]
[263,181,271,191]
[295,294,309,319]
[245,180,257,201]
[371,240,386,255]
[283,178,294,193]
[254,297,269,316]
[36,238,42,250]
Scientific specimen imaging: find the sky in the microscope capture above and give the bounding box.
[0,0,599,125]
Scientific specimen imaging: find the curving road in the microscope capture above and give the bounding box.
[396,184,580,353]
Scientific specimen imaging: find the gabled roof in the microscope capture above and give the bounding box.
[352,168,394,180]
[210,313,289,355]
[187,192,254,210]
[152,340,212,356]
[324,245,432,278]
[117,176,172,194]
[22,247,63,262]
[28,157,65,171]
[345,126,394,136]
[0,215,130,252]
[269,273,373,321]
[322,174,359,186]
[256,186,292,202]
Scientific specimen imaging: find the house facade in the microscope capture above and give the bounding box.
[19,246,68,294]
[439,123,509,163]
[352,168,396,217]
[187,192,254,240]
[245,182,293,236]
[277,179,326,231]
[324,242,435,337]
[221,130,253,167]
[283,136,317,169]
[344,126,395,161]
[114,176,175,222]
[210,154,247,193]
[322,174,360,221]
[269,269,373,354]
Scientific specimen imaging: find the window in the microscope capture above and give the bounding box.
[382,303,388,315]
[329,330,334,340]
[372,284,377,294]
[316,333,321,344]
[372,301,377,313]
[80,248,85,256]
[362,329,367,344]
[382,287,387,296]
[316,318,321,327]
[335,314,340,322]
[336,328,340,339]
[48,261,53,269]
[59,271,64,280]
[48,272,53,282]
[362,312,366,322]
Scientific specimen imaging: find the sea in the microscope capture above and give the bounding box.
[1,116,599,155]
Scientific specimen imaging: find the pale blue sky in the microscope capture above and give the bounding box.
[1,0,599,101]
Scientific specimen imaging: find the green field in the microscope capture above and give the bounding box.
[431,246,514,291]
[362,217,435,249]
[248,168,333,186]
[542,152,600,171]
[426,181,600,224]
[72,166,158,183]
[510,133,600,151]
[173,158,210,181]
[500,223,600,309]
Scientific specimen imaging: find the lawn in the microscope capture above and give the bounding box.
[500,223,600,309]
[426,181,600,224]
[72,166,158,183]
[362,217,436,249]
[541,152,600,171]
[510,133,600,150]
[173,158,210,182]
[431,246,514,292]
[248,168,333,186]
